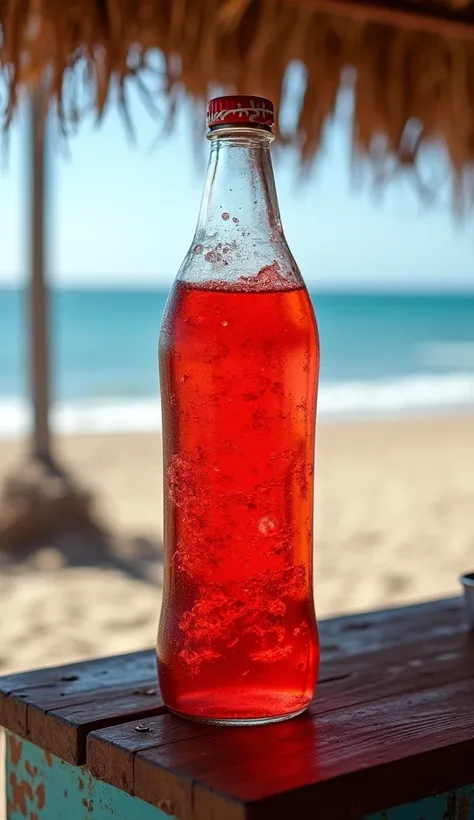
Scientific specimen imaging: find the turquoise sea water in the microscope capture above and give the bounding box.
[2,287,474,436]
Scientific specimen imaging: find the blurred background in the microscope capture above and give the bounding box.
[1,41,474,686]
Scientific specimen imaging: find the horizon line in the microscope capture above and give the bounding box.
[1,280,474,294]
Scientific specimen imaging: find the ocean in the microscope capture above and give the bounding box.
[2,287,474,437]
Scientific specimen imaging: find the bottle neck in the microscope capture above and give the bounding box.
[194,128,282,240]
[178,126,303,289]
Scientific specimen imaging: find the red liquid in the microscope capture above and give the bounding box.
[158,278,320,723]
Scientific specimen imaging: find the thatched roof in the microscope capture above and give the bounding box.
[2,0,474,204]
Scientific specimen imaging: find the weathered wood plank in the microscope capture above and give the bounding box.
[27,685,164,764]
[0,648,156,696]
[87,626,474,798]
[312,627,472,712]
[0,650,164,764]
[129,678,474,820]
[318,596,464,660]
[88,713,207,796]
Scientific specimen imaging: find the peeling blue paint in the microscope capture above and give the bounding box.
[365,785,474,820]
[4,731,474,819]
[5,731,172,820]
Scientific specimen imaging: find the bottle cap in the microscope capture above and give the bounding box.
[206,95,274,129]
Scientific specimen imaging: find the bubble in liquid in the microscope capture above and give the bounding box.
[258,517,276,535]
[251,645,292,663]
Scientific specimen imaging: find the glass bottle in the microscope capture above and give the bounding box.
[158,95,320,725]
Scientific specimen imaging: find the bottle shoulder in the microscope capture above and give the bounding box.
[176,230,306,291]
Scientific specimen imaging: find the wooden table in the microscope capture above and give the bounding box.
[1,596,473,820]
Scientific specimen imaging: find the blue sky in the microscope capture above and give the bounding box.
[0,81,473,290]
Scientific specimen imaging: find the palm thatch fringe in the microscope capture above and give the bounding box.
[1,0,474,207]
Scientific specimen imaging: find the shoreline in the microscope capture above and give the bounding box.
[2,370,474,438]
[1,404,474,443]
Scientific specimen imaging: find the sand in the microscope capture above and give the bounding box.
[1,414,473,814]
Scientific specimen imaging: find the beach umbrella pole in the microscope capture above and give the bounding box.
[29,86,51,463]
[0,87,96,547]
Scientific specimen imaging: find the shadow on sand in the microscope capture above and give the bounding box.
[0,525,164,587]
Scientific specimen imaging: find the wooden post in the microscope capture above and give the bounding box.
[29,86,51,463]
[0,84,95,546]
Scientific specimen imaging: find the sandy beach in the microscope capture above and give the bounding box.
[0,414,473,678]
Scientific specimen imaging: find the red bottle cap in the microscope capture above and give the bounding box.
[207,95,274,129]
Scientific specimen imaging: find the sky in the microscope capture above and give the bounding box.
[0,73,473,291]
